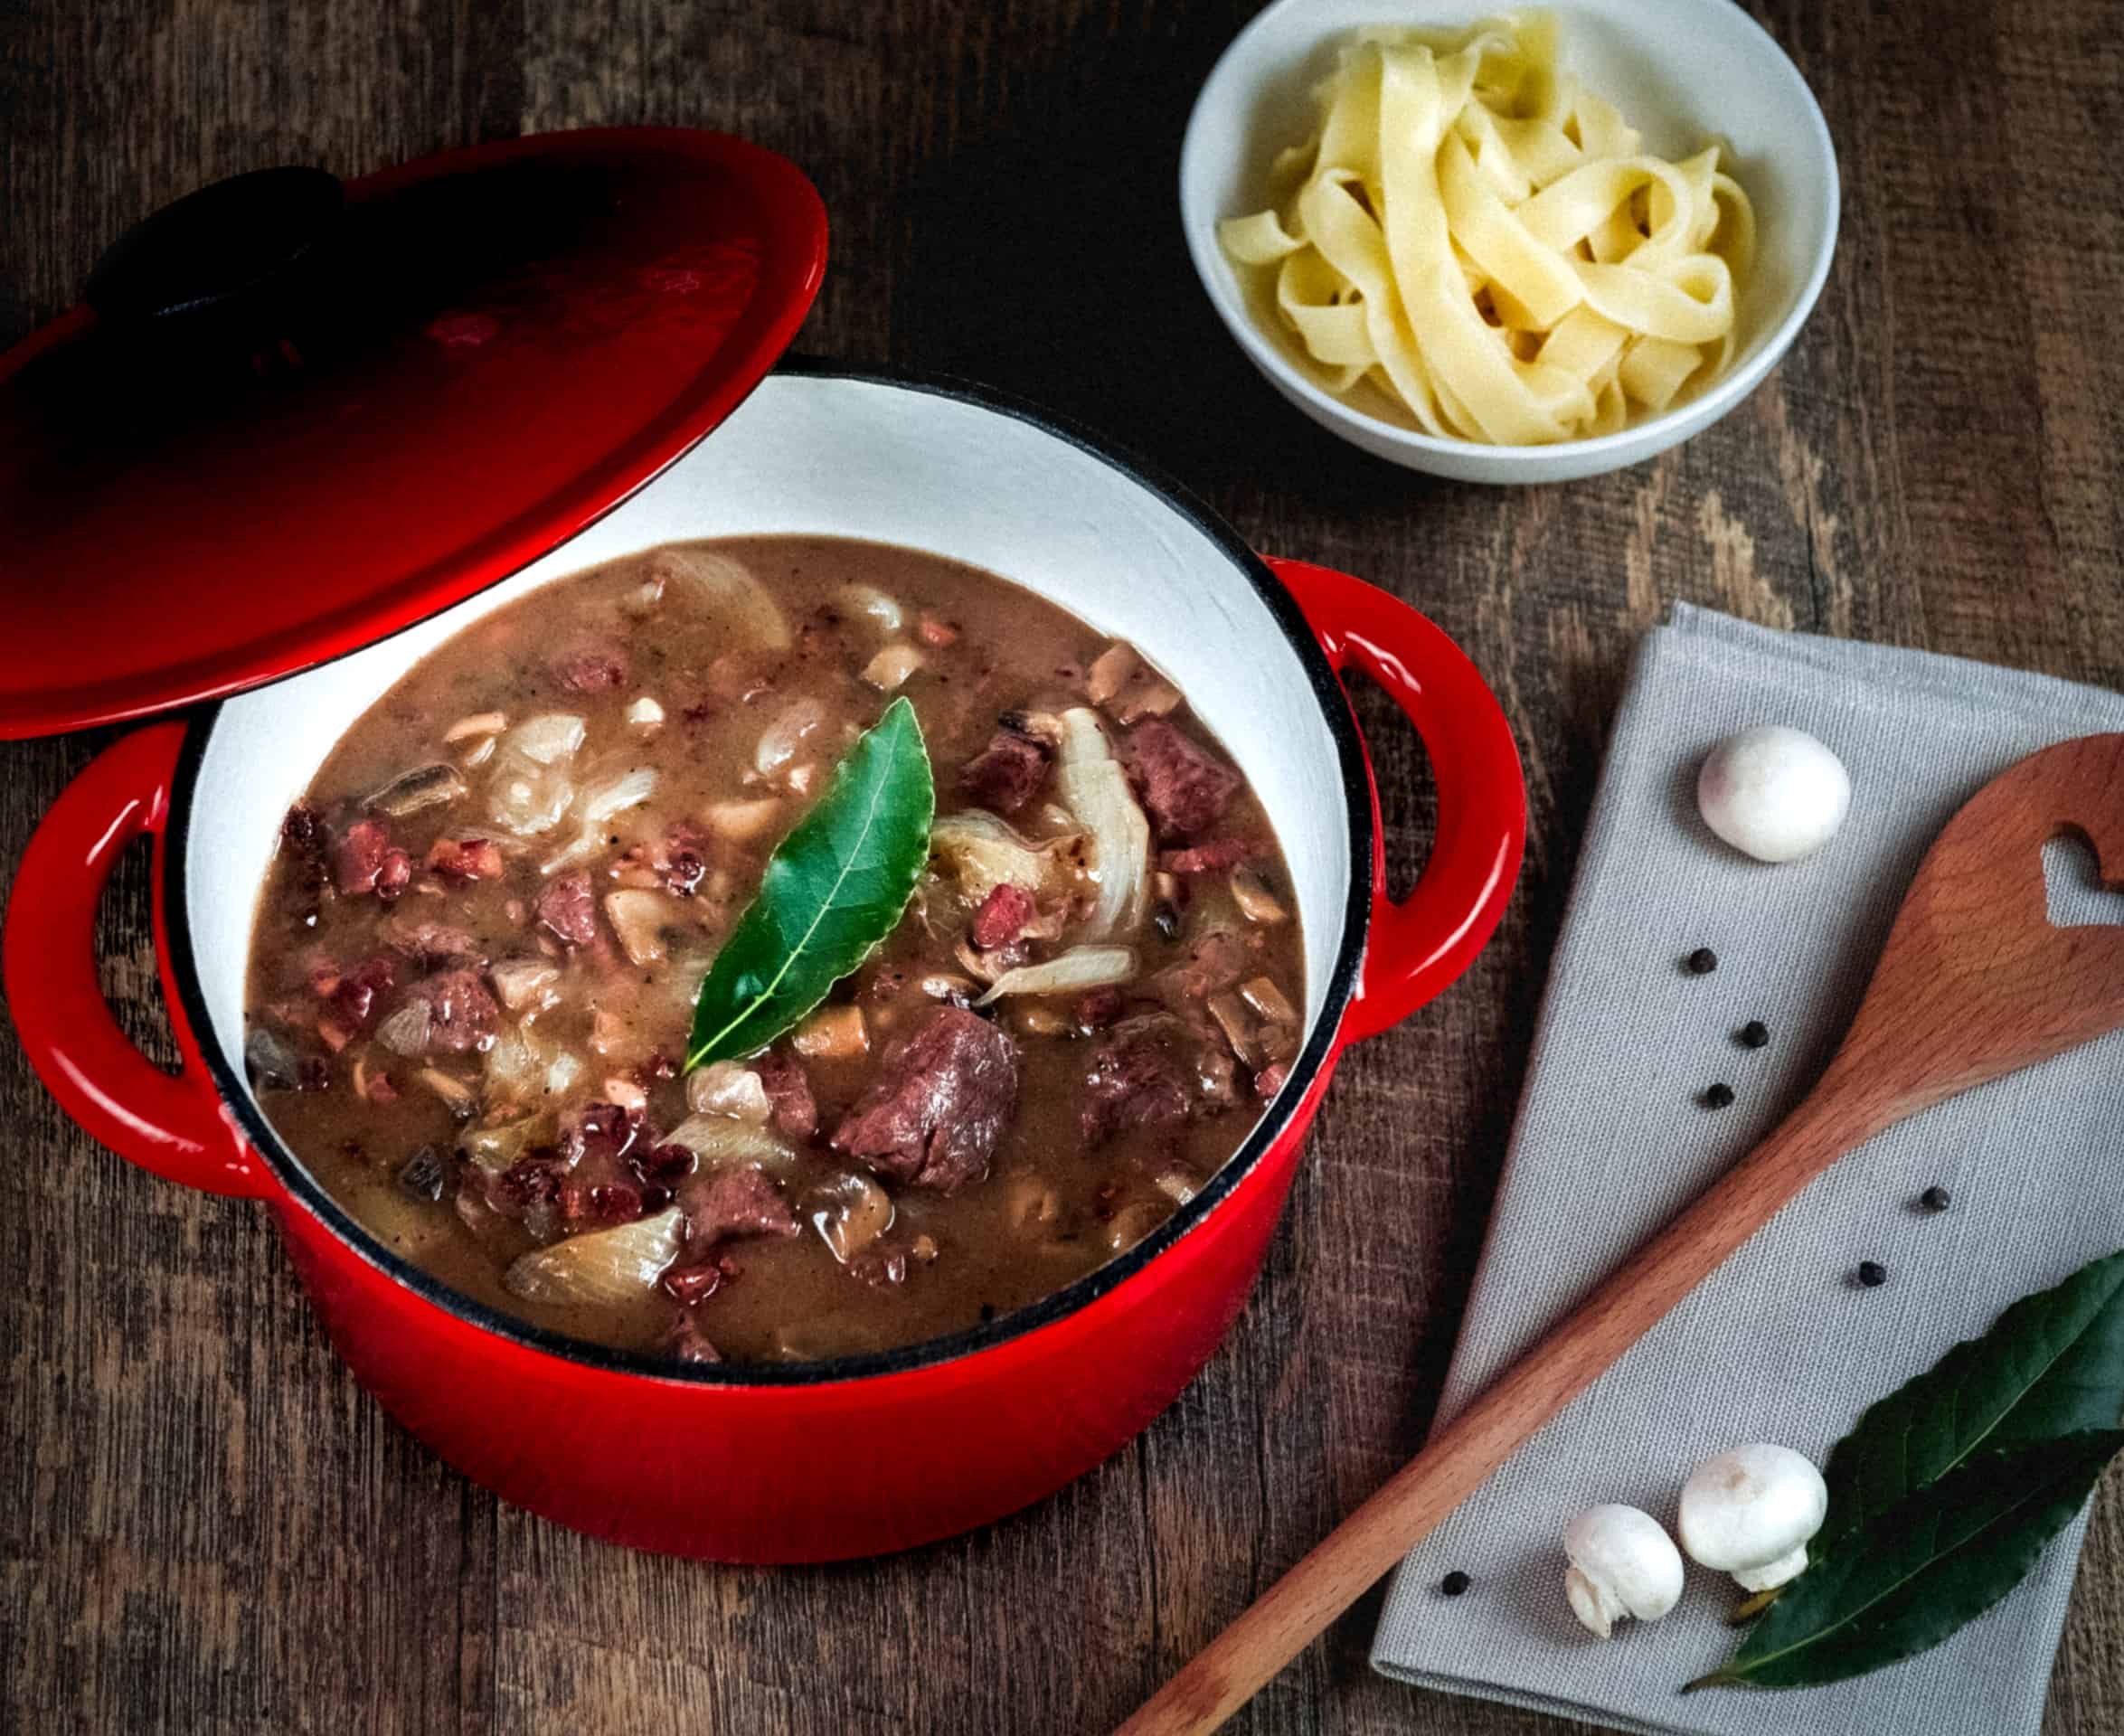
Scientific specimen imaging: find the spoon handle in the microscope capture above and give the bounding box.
[1114,1074,1879,1736]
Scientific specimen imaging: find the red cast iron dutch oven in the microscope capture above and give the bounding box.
[1,130,1524,1561]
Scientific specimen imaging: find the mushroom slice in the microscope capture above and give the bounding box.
[809,1172,895,1263]
[364,762,468,817]
[504,1207,684,1307]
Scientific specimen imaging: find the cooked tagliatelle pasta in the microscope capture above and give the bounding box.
[1218,14,1756,445]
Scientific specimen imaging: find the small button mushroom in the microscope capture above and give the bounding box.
[1562,1505,1685,1638]
[1678,1443,1829,1591]
[1696,725,1851,863]
[809,1172,895,1264]
[1104,1200,1167,1253]
[792,1004,868,1061]
[861,642,926,692]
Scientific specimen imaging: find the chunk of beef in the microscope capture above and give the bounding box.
[407,968,498,1053]
[535,873,599,947]
[958,718,1052,815]
[552,647,627,692]
[1159,838,1261,875]
[970,882,1036,950]
[384,914,481,967]
[1253,1061,1289,1102]
[1127,720,1240,840]
[684,1165,800,1244]
[754,1049,818,1140]
[831,1005,1021,1193]
[1081,1023,1194,1144]
[427,835,505,882]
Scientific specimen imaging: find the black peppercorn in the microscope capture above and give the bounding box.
[1738,1020,1770,1049]
[1702,1082,1736,1109]
[1153,900,1184,943]
[1440,1571,1471,1597]
[1856,1260,1888,1288]
[1686,947,1719,975]
[1920,1185,1952,1212]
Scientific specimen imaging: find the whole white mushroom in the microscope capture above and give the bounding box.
[1696,725,1851,863]
[1678,1444,1829,1592]
[1562,1505,1686,1638]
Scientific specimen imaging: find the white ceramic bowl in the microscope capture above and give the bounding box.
[1179,0,1840,484]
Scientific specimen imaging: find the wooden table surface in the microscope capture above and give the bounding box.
[5,2,2121,1731]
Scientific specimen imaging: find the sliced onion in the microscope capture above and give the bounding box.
[581,765,657,824]
[930,810,1079,907]
[502,713,587,766]
[504,1206,684,1307]
[375,999,435,1058]
[626,696,665,730]
[649,546,790,649]
[704,797,784,842]
[545,1051,583,1095]
[462,1114,540,1174]
[483,1022,545,1096]
[976,944,1137,1005]
[663,1116,796,1170]
[487,765,575,837]
[1054,708,1150,939]
[538,826,602,876]
[685,1061,773,1124]
[364,762,467,817]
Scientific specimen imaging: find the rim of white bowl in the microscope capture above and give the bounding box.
[1178,0,1842,470]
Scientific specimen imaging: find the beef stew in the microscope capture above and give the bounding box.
[244,536,1305,1364]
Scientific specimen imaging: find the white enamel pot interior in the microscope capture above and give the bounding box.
[171,365,1375,1373]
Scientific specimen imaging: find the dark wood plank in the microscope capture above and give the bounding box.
[2,1,2120,1733]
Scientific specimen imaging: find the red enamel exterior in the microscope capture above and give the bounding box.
[0,129,828,740]
[4,561,1523,1562]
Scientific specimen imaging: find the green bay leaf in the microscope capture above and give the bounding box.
[1687,1430,2124,1692]
[1817,1248,2124,1553]
[684,695,933,1070]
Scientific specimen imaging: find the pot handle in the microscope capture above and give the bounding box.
[1267,557,1525,1044]
[5,723,269,1196]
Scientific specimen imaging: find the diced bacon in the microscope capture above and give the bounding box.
[535,873,599,948]
[551,648,628,692]
[970,882,1036,950]
[1253,1061,1289,1102]
[375,849,413,901]
[958,720,1052,815]
[1075,986,1123,1029]
[334,818,392,894]
[325,954,396,1034]
[917,615,960,648]
[427,835,505,882]
[1158,838,1261,875]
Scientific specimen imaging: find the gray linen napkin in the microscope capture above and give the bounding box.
[1369,604,2124,1736]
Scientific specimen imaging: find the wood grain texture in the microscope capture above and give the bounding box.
[2,3,2121,1734]
[1121,731,2124,1734]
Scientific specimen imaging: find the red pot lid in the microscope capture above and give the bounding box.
[0,128,826,738]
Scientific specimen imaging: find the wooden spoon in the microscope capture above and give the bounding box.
[1118,732,2124,1736]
